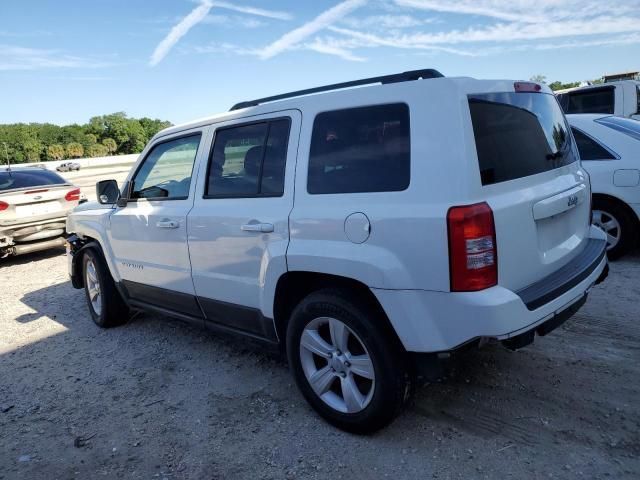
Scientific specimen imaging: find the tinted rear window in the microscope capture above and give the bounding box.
[308,103,410,194]
[469,92,577,186]
[595,116,640,142]
[0,169,67,191]
[559,87,615,114]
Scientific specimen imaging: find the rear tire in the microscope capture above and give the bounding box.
[592,198,638,260]
[286,289,410,433]
[82,248,129,328]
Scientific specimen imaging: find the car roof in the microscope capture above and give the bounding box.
[153,74,552,140]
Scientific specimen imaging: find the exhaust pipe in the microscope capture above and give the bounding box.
[10,236,66,256]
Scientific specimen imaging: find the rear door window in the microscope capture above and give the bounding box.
[0,169,67,191]
[570,127,616,160]
[469,92,578,186]
[308,103,410,194]
[562,87,615,114]
[205,118,290,198]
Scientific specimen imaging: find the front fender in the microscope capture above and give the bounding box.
[67,208,121,283]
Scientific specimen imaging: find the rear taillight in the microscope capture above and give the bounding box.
[0,201,8,212]
[65,188,81,201]
[447,202,498,292]
[514,81,542,93]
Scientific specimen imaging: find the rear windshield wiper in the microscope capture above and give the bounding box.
[546,150,564,161]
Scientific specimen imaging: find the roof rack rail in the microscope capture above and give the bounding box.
[229,68,444,111]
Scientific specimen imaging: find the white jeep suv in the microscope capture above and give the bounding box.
[66,69,608,433]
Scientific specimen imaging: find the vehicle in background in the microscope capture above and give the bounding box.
[66,70,608,432]
[0,167,81,258]
[56,162,81,172]
[568,114,640,258]
[557,81,640,120]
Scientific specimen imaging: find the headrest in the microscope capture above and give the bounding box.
[244,146,263,177]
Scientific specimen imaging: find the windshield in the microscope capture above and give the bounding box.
[595,116,640,142]
[468,92,578,186]
[0,170,67,192]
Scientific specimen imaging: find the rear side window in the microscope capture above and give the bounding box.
[595,116,640,142]
[469,92,578,186]
[0,169,67,191]
[562,87,615,114]
[206,118,290,197]
[308,104,410,194]
[570,127,616,160]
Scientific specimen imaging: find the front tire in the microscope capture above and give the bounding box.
[82,248,129,327]
[286,289,410,433]
[592,198,638,260]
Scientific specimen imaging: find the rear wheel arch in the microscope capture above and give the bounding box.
[592,193,640,223]
[272,271,404,353]
[591,193,639,258]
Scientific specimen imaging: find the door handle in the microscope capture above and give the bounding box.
[156,219,179,229]
[241,222,274,233]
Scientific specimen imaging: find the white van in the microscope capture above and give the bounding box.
[557,80,640,120]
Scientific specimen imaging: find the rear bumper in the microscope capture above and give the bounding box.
[0,215,69,231]
[373,235,608,353]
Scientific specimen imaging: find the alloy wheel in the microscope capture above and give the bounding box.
[593,209,621,251]
[85,259,102,315]
[299,316,375,414]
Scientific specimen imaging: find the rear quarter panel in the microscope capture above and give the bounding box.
[287,79,479,291]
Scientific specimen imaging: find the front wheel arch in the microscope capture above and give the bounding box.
[70,238,103,289]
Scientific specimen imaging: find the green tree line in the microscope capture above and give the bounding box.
[0,112,172,163]
[530,74,604,91]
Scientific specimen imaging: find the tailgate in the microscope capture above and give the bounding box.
[468,89,591,291]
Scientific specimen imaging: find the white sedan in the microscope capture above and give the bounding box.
[567,114,640,258]
[0,166,82,257]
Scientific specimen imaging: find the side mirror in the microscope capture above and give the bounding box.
[96,179,120,205]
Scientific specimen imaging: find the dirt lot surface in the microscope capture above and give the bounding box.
[1,247,639,479]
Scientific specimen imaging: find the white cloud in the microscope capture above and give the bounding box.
[257,0,368,59]
[388,16,640,45]
[185,0,640,63]
[304,38,367,62]
[327,27,478,56]
[340,14,439,30]
[192,42,257,56]
[201,14,266,28]
[211,1,293,20]
[0,44,115,71]
[393,0,544,22]
[149,0,214,66]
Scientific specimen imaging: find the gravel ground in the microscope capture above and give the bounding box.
[1,248,639,479]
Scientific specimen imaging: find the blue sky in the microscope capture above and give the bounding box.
[1,0,639,125]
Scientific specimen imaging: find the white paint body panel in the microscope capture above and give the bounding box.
[106,126,208,295]
[67,76,604,353]
[567,114,640,222]
[187,110,302,318]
